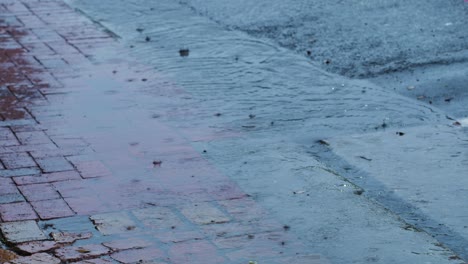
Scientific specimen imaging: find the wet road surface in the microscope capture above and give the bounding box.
[0,0,467,263]
[64,0,468,263]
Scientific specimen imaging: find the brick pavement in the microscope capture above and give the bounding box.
[0,0,326,263]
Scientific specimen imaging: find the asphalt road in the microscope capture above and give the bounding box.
[178,0,468,118]
[66,0,468,262]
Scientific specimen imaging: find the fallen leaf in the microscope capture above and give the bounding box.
[76,248,91,254]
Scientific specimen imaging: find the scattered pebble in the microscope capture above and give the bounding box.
[354,189,364,195]
[179,49,189,57]
[317,139,330,146]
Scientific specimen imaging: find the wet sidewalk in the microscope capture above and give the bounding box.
[0,0,324,263]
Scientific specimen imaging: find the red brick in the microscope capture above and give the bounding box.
[0,202,37,221]
[22,42,56,56]
[4,2,30,13]
[55,244,110,262]
[18,183,60,201]
[50,137,88,148]
[132,207,185,231]
[0,178,19,195]
[0,167,41,177]
[168,240,225,264]
[218,198,268,222]
[50,231,93,244]
[156,230,204,244]
[0,152,36,169]
[17,240,59,254]
[52,179,95,198]
[35,156,74,173]
[15,131,52,145]
[1,108,33,120]
[110,247,165,264]
[0,125,22,141]
[103,238,153,251]
[13,170,81,185]
[64,196,106,215]
[9,253,61,263]
[0,128,14,141]
[31,198,74,220]
[0,178,24,204]
[0,139,20,147]
[179,202,230,225]
[73,160,112,178]
[45,40,81,55]
[35,57,69,69]
[15,15,47,29]
[74,259,114,264]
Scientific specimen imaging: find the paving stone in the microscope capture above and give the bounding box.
[103,238,153,251]
[110,247,166,264]
[0,193,25,204]
[50,179,94,198]
[200,219,282,239]
[213,231,298,252]
[180,202,230,225]
[280,255,332,264]
[8,253,60,264]
[74,258,114,264]
[18,183,61,201]
[17,240,59,254]
[0,152,36,169]
[64,196,107,215]
[0,177,31,204]
[0,178,20,194]
[54,244,111,262]
[132,207,184,230]
[15,131,52,145]
[0,167,41,177]
[156,230,205,244]
[0,220,47,243]
[50,231,93,244]
[73,160,112,178]
[50,137,88,148]
[0,139,20,147]
[0,202,37,221]
[40,215,97,234]
[13,170,81,185]
[0,127,16,141]
[35,156,74,173]
[218,198,268,222]
[31,198,75,220]
[168,240,225,264]
[90,212,138,235]
[223,232,293,261]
